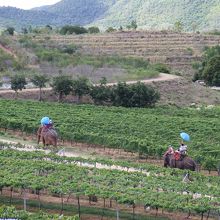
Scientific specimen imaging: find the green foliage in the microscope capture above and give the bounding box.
[202,56,220,86]
[152,63,171,74]
[174,21,183,32]
[51,75,73,102]
[0,149,219,218]
[60,25,88,35]
[0,0,220,31]
[193,45,220,85]
[0,99,220,166]
[88,26,100,34]
[5,26,15,35]
[106,27,116,33]
[111,82,160,107]
[127,20,137,30]
[0,205,79,220]
[72,76,91,102]
[31,74,49,88]
[10,74,27,98]
[31,74,49,101]
[90,77,111,104]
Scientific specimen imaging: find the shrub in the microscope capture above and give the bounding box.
[153,63,170,74]
[106,27,116,33]
[88,26,100,34]
[110,82,160,107]
[60,25,88,35]
[202,55,220,86]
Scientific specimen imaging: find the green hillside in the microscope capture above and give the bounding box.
[90,0,220,31]
[0,0,220,31]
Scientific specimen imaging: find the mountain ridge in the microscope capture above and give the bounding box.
[0,0,220,31]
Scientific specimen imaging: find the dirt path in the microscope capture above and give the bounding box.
[0,73,179,94]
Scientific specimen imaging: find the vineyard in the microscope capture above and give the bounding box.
[0,99,219,171]
[0,147,219,219]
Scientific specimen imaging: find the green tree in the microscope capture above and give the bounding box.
[21,27,28,34]
[110,82,160,107]
[60,25,88,35]
[90,77,111,104]
[30,74,49,101]
[131,20,137,30]
[193,45,220,83]
[88,26,100,34]
[130,82,160,107]
[51,75,73,102]
[5,27,15,35]
[10,75,27,99]
[106,27,116,33]
[72,77,91,103]
[202,56,220,86]
[174,21,183,32]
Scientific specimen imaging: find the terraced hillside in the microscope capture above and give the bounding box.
[34,31,220,70]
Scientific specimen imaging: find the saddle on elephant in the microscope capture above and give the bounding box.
[174,151,181,161]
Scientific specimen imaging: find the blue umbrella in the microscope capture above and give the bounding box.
[180,132,190,142]
[41,117,50,125]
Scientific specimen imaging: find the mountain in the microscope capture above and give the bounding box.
[0,6,71,29]
[0,0,220,31]
[33,0,116,25]
[89,0,220,31]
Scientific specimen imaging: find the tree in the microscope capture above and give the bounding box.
[51,75,73,102]
[72,77,91,103]
[21,27,28,34]
[90,77,111,104]
[10,75,27,99]
[106,27,116,33]
[193,45,220,82]
[110,82,160,107]
[174,21,183,32]
[111,82,133,107]
[202,56,220,86]
[88,26,100,34]
[60,25,88,35]
[131,20,137,30]
[5,27,15,35]
[129,82,160,107]
[30,74,49,101]
[126,20,137,30]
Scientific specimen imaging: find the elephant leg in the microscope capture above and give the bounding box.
[37,134,41,144]
[42,137,46,147]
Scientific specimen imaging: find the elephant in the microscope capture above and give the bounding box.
[164,153,197,171]
[37,125,58,148]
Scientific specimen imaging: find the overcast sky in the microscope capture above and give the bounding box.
[0,0,61,10]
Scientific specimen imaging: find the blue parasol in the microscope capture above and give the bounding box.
[41,117,50,125]
[180,132,190,142]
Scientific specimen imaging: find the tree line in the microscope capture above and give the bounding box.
[9,74,160,107]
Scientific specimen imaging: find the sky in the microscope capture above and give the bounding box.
[0,0,61,10]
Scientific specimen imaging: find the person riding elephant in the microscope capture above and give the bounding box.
[37,117,57,147]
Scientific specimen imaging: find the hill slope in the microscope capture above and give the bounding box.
[34,0,116,25]
[0,0,220,31]
[90,0,220,31]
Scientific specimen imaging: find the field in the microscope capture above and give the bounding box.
[0,31,220,219]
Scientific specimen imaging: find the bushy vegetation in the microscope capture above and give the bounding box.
[193,45,220,86]
[0,205,79,220]
[90,79,160,107]
[60,25,88,35]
